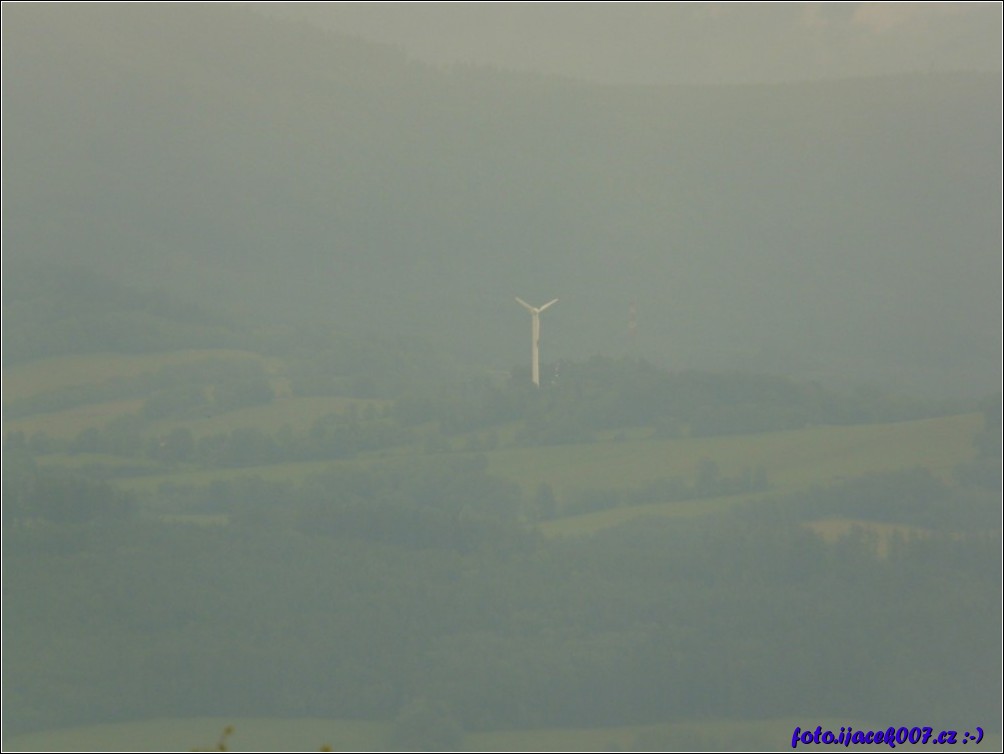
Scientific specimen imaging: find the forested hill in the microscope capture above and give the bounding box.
[3,4,1000,398]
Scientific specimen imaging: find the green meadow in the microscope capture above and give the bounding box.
[4,347,998,747]
[84,410,982,538]
[4,398,146,438]
[488,412,981,497]
[145,395,391,438]
[6,345,985,539]
[2,349,268,403]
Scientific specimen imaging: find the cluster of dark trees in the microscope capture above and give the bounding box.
[775,466,1001,531]
[3,466,999,742]
[170,456,529,551]
[397,356,955,443]
[1,446,136,526]
[0,262,235,364]
[14,357,969,485]
[955,394,1003,489]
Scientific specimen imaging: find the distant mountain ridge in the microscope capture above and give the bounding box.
[3,4,1000,397]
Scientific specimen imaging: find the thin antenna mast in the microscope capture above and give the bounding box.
[628,299,638,352]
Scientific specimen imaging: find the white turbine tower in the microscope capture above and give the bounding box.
[515,297,558,387]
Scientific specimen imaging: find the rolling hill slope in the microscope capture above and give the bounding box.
[3,4,999,397]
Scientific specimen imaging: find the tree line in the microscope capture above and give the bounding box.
[4,469,998,740]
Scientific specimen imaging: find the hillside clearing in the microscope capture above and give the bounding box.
[491,413,980,499]
[2,349,268,403]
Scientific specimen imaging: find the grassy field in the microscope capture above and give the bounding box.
[3,398,146,438]
[145,395,392,438]
[109,451,417,496]
[4,349,985,541]
[7,715,978,752]
[487,413,982,501]
[3,356,992,750]
[2,349,269,403]
[107,412,980,500]
[537,491,769,537]
[510,413,980,536]
[95,411,983,539]
[3,347,390,440]
[5,395,392,441]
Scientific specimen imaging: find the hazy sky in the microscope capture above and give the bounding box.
[250,2,1002,85]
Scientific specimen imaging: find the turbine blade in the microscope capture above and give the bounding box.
[538,298,559,312]
[515,297,534,312]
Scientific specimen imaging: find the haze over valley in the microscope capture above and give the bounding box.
[2,4,1000,751]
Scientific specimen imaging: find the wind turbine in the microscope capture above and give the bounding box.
[515,297,558,387]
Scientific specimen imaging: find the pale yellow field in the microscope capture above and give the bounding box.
[537,491,767,537]
[489,414,981,501]
[146,395,391,438]
[2,347,388,440]
[3,398,145,438]
[2,349,268,402]
[524,413,981,537]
